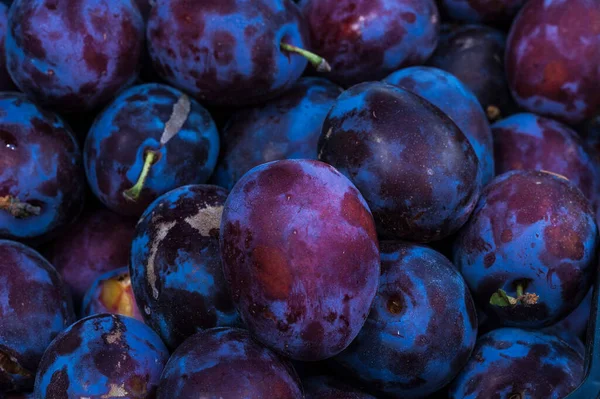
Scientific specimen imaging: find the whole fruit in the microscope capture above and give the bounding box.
[34,314,169,398]
[6,0,144,113]
[334,241,477,398]
[157,327,303,399]
[439,0,526,25]
[506,0,600,124]
[220,159,380,361]
[84,83,220,216]
[318,81,481,242]
[453,170,598,327]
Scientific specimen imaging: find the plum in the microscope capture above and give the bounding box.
[213,77,343,190]
[300,0,440,86]
[0,3,16,91]
[0,240,74,393]
[384,65,494,185]
[47,209,136,305]
[428,24,517,122]
[147,0,329,107]
[449,328,584,398]
[34,313,169,398]
[84,83,220,217]
[6,0,144,113]
[318,81,481,242]
[157,327,303,399]
[438,0,526,25]
[334,241,477,398]
[453,170,598,327]
[544,288,593,341]
[219,159,380,361]
[506,0,600,124]
[0,93,84,243]
[303,375,376,399]
[130,184,239,350]
[81,268,143,322]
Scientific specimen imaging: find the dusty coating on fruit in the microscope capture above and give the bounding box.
[318,82,481,243]
[334,241,478,398]
[130,185,240,350]
[34,314,169,398]
[147,0,310,106]
[219,159,380,361]
[300,0,440,86]
[449,328,584,398]
[157,327,302,398]
[453,170,598,327]
[384,66,495,185]
[0,4,16,91]
[214,77,343,190]
[440,0,526,24]
[5,0,144,112]
[0,93,84,242]
[84,83,220,216]
[544,287,592,344]
[303,375,376,399]
[0,240,75,392]
[506,0,600,124]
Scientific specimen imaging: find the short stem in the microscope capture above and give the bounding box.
[123,150,157,202]
[516,283,524,299]
[0,196,41,218]
[486,105,501,121]
[280,42,331,72]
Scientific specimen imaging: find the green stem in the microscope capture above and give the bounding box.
[516,283,524,299]
[0,196,41,218]
[280,42,331,72]
[123,150,157,202]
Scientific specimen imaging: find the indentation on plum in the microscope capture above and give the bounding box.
[387,294,404,315]
[0,349,33,378]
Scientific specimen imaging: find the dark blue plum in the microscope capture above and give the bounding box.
[333,241,477,398]
[0,3,16,91]
[0,240,74,393]
[428,24,516,122]
[300,0,440,86]
[449,328,584,399]
[220,159,380,361]
[84,83,220,217]
[34,314,169,398]
[157,327,303,398]
[439,0,526,25]
[130,184,239,350]
[384,66,494,185]
[318,81,481,242]
[0,93,84,243]
[303,375,376,399]
[6,0,144,113]
[544,288,593,341]
[213,77,343,190]
[453,170,598,327]
[147,0,321,106]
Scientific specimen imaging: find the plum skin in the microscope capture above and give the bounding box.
[5,0,144,113]
[220,159,380,361]
[439,0,526,24]
[0,3,16,91]
[453,170,598,327]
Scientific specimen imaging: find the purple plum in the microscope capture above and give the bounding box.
[303,375,376,399]
[0,3,16,91]
[544,288,593,341]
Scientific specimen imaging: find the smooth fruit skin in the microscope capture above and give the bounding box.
[47,209,136,305]
[130,184,239,350]
[334,241,478,398]
[5,0,144,113]
[219,159,380,361]
[453,170,598,327]
[213,77,343,190]
[384,66,494,185]
[544,287,593,341]
[84,83,220,217]
[34,314,169,398]
[303,375,376,399]
[300,0,440,87]
[147,0,309,106]
[0,240,75,393]
[0,3,16,91]
[449,328,584,399]
[0,93,84,243]
[318,82,481,242]
[157,327,303,399]
[506,0,600,124]
[439,0,526,25]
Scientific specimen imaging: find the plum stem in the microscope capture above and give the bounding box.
[280,42,331,72]
[516,284,524,298]
[486,105,501,121]
[123,150,157,202]
[0,196,41,218]
[490,283,539,307]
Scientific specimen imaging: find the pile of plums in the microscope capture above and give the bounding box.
[1,0,599,398]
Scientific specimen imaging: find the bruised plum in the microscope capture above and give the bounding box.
[219,159,380,361]
[34,314,169,398]
[453,170,598,327]
[0,240,74,393]
[157,327,303,399]
[303,375,376,399]
[318,81,481,242]
[333,241,477,398]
